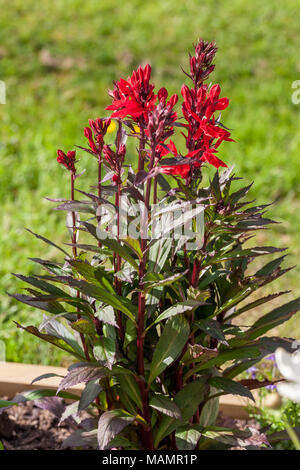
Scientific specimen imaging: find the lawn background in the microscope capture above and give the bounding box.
[0,0,299,365]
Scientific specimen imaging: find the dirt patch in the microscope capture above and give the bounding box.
[0,398,83,450]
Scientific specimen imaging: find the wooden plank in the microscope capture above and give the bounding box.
[0,361,82,397]
[0,362,253,418]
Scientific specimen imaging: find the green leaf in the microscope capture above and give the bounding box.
[117,375,143,411]
[66,278,137,323]
[14,322,86,360]
[82,223,139,270]
[25,228,69,256]
[148,315,190,384]
[42,316,84,357]
[71,319,95,336]
[247,298,300,339]
[153,378,208,448]
[121,236,143,260]
[97,409,135,450]
[0,400,18,408]
[183,346,261,382]
[175,426,201,450]
[208,377,254,401]
[196,319,228,346]
[93,335,117,369]
[95,305,118,328]
[78,380,102,412]
[199,395,219,427]
[31,373,64,385]
[144,270,188,293]
[68,260,114,293]
[149,393,182,419]
[16,388,80,402]
[148,237,172,273]
[146,300,201,332]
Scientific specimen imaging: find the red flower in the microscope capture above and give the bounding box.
[200,148,227,168]
[106,65,156,121]
[56,149,76,173]
[160,164,191,179]
[180,81,233,169]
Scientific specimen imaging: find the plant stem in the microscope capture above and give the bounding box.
[135,138,156,450]
[70,172,90,361]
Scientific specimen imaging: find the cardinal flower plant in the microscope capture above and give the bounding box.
[10,39,300,450]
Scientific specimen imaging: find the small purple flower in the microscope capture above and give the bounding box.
[266,384,277,391]
[247,366,257,379]
[266,354,276,362]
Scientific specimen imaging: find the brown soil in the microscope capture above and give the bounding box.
[0,397,262,450]
[0,398,80,450]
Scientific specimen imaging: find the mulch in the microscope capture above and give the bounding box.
[0,397,261,450]
[0,398,78,450]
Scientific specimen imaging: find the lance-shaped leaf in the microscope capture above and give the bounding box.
[78,380,102,412]
[148,237,172,273]
[226,291,290,321]
[121,236,143,260]
[12,273,70,297]
[246,298,300,340]
[93,335,117,369]
[31,373,64,385]
[29,258,71,276]
[117,375,143,411]
[57,364,108,393]
[148,315,190,384]
[153,378,208,448]
[81,223,139,271]
[14,322,85,360]
[9,293,65,315]
[143,270,188,293]
[149,393,182,419]
[55,200,96,214]
[95,305,118,328]
[14,388,80,402]
[68,259,114,293]
[196,319,228,346]
[25,228,69,256]
[175,426,202,450]
[97,409,135,450]
[146,300,202,333]
[0,400,18,408]
[208,376,255,401]
[183,346,261,382]
[42,316,85,357]
[65,278,137,323]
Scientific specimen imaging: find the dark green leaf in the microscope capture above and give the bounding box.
[148,315,190,384]
[149,393,181,419]
[209,377,254,401]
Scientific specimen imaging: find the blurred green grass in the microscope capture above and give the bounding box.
[0,0,300,364]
